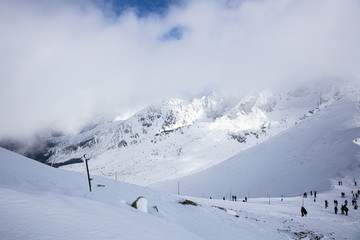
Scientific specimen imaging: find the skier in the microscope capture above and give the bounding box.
[354,202,358,210]
[334,206,338,214]
[325,200,328,209]
[345,199,348,206]
[341,205,345,214]
[301,206,307,217]
[314,191,317,198]
[310,191,312,196]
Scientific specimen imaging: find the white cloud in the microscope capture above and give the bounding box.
[1,0,360,138]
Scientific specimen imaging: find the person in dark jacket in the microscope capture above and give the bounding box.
[325,200,328,209]
[344,205,349,215]
[301,206,307,217]
[334,206,338,214]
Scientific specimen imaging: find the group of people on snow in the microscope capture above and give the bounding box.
[303,189,318,203]
[301,189,317,217]
[302,181,359,217]
[221,195,248,202]
[331,181,359,216]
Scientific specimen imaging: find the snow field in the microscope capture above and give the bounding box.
[1,147,360,239]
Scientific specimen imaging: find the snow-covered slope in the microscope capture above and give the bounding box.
[0,147,252,240]
[30,79,360,187]
[152,95,360,198]
[1,146,360,239]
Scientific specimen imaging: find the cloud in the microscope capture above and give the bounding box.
[0,0,360,138]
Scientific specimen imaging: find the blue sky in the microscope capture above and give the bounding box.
[107,0,180,17]
[100,0,186,40]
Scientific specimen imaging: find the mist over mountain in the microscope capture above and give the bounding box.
[1,0,360,139]
[2,78,358,191]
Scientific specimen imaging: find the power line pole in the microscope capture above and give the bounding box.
[83,154,92,192]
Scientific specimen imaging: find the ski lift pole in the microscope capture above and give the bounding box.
[302,193,304,207]
[83,154,92,192]
[50,150,58,167]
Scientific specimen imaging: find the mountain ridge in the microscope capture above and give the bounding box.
[1,79,359,187]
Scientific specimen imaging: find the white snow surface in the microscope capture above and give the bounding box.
[1,147,360,239]
[152,96,360,198]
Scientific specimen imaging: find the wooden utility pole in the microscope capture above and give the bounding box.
[83,154,92,192]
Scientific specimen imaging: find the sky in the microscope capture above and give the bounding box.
[1,0,360,139]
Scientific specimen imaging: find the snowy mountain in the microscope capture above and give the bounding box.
[5,79,359,188]
[1,79,360,239]
[152,93,360,198]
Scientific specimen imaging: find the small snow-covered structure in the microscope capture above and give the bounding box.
[131,196,148,213]
[354,137,360,146]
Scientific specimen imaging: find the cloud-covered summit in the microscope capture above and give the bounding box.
[1,0,360,138]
